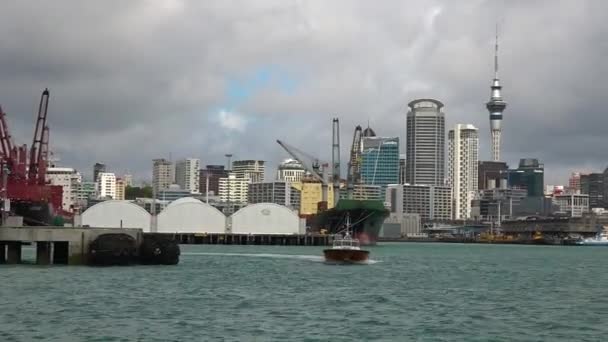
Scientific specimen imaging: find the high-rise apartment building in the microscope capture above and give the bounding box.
[448,124,479,219]
[361,135,399,197]
[199,165,229,195]
[218,173,250,203]
[406,99,445,186]
[93,163,106,182]
[175,158,200,193]
[96,172,116,199]
[152,158,174,193]
[232,160,265,183]
[276,159,306,183]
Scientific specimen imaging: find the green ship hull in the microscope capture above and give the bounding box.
[312,199,389,245]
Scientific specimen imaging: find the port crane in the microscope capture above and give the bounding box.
[331,118,340,206]
[276,139,329,205]
[0,89,64,225]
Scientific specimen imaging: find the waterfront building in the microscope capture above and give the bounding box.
[175,158,201,193]
[46,167,81,211]
[554,193,590,218]
[232,160,265,183]
[505,159,544,197]
[405,99,445,186]
[290,180,335,215]
[96,172,116,199]
[470,188,527,222]
[478,161,508,190]
[447,124,479,219]
[386,184,452,221]
[276,159,306,183]
[218,173,250,204]
[486,32,507,162]
[115,178,126,200]
[93,162,106,182]
[199,165,229,196]
[152,158,174,193]
[580,173,604,209]
[361,135,399,197]
[248,181,301,211]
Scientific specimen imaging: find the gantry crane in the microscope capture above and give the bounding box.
[346,125,362,199]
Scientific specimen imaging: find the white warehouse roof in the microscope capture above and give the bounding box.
[157,199,226,233]
[230,203,300,234]
[82,200,151,232]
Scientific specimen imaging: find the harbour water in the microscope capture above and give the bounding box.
[2,243,607,341]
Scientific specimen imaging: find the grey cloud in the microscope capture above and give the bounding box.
[0,0,606,183]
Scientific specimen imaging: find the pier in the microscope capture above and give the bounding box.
[0,226,143,265]
[167,233,332,246]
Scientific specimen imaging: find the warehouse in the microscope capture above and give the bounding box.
[157,197,225,233]
[81,200,151,231]
[230,203,302,234]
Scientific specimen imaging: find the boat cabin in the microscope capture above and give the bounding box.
[331,233,361,250]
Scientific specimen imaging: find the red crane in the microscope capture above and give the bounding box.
[0,89,65,225]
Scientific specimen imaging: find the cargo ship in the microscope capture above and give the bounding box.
[312,199,389,245]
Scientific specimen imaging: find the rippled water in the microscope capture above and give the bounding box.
[2,243,607,341]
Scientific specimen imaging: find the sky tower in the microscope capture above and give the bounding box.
[486,29,507,162]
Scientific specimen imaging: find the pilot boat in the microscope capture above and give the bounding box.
[323,214,370,264]
[575,229,608,246]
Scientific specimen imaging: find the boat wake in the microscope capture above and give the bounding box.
[183,252,381,264]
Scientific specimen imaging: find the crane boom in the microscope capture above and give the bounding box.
[276,139,328,203]
[28,88,50,185]
[0,106,14,161]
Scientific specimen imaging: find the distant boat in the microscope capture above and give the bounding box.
[575,229,608,246]
[323,214,370,264]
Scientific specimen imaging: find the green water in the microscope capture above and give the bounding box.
[2,243,607,341]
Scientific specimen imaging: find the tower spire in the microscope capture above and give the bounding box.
[494,24,499,79]
[486,24,507,162]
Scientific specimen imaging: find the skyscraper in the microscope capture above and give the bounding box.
[505,159,544,197]
[486,31,507,162]
[448,124,479,219]
[175,158,201,193]
[360,135,399,197]
[406,99,445,186]
[152,158,174,193]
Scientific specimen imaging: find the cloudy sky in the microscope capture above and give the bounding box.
[0,0,606,184]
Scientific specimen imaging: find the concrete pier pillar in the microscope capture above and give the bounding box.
[36,242,52,265]
[6,242,21,264]
[0,243,6,263]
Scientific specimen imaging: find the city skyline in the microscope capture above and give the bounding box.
[0,1,606,185]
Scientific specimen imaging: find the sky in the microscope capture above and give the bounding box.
[0,0,606,185]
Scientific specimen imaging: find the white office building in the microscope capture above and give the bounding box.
[448,124,479,219]
[96,172,116,199]
[175,158,201,193]
[276,159,305,183]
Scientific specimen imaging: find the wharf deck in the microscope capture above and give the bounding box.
[162,233,332,246]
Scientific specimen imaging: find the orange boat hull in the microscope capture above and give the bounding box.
[323,249,369,263]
